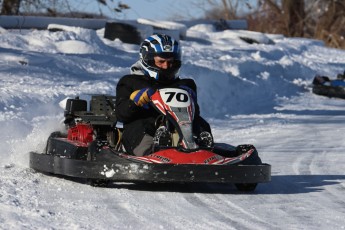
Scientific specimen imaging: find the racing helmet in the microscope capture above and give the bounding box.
[139,34,181,82]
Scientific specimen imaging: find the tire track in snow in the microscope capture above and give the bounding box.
[95,184,215,229]
[182,191,277,230]
[182,193,238,230]
[289,146,345,228]
[84,183,184,229]
[310,151,345,216]
[292,152,315,175]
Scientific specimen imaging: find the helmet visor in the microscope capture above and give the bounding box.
[156,52,180,60]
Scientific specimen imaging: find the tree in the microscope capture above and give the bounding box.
[1,0,20,15]
[200,0,251,20]
[203,0,345,49]
[312,0,345,48]
[257,0,345,48]
[200,0,306,37]
[282,0,305,37]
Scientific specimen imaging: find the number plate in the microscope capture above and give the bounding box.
[159,88,191,107]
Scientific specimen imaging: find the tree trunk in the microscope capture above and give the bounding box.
[282,0,305,37]
[1,0,21,15]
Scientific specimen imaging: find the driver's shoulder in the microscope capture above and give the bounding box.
[175,78,196,89]
[119,74,150,84]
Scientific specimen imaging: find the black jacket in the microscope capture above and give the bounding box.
[116,73,211,154]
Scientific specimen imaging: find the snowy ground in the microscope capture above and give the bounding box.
[1,22,345,229]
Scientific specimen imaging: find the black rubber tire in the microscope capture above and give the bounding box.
[87,179,110,187]
[235,183,258,192]
[104,22,141,44]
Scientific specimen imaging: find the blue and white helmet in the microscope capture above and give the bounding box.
[139,34,181,82]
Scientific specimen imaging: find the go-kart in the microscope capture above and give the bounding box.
[30,88,271,191]
[312,73,345,99]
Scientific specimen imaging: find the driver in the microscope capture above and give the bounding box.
[115,34,213,156]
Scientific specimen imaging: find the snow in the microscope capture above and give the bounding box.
[1,20,345,229]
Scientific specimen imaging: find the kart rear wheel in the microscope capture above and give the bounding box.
[87,179,110,187]
[235,183,257,192]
